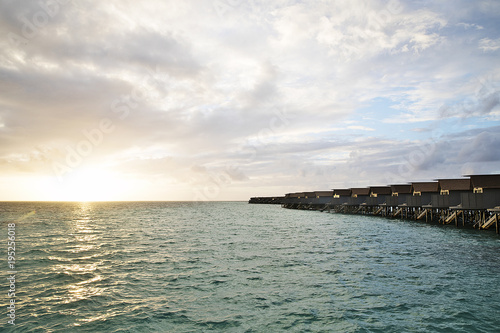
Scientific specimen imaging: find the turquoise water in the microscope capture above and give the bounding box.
[1,201,500,332]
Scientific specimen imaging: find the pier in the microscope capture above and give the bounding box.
[249,174,500,234]
[248,196,284,204]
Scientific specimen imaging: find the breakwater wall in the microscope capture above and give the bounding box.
[249,174,500,234]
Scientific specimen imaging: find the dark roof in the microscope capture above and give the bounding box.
[304,192,316,198]
[333,189,352,196]
[468,174,500,189]
[437,179,471,191]
[412,182,439,193]
[369,186,391,195]
[289,192,304,198]
[390,184,412,194]
[351,188,370,196]
[315,191,333,197]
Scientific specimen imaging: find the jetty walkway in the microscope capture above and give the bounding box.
[249,174,500,234]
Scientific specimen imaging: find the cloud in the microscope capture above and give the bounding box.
[0,0,499,200]
[457,23,484,30]
[438,89,500,118]
[479,38,500,52]
[347,126,375,131]
[456,129,500,163]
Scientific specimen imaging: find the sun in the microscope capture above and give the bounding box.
[42,167,129,201]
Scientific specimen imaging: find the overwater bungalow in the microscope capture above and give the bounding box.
[432,178,472,208]
[407,182,440,207]
[302,192,317,208]
[400,182,440,220]
[365,186,392,215]
[467,174,500,209]
[255,173,500,235]
[282,192,305,209]
[386,184,413,217]
[389,185,413,204]
[332,189,352,212]
[282,193,293,207]
[422,178,472,224]
[346,188,370,213]
[312,191,334,210]
[451,174,500,230]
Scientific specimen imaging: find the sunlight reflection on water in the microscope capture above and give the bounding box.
[1,202,500,332]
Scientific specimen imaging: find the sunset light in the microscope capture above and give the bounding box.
[41,168,129,202]
[0,0,498,201]
[1,1,500,332]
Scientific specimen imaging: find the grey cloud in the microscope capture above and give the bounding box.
[456,130,500,162]
[479,91,500,114]
[0,67,132,152]
[439,90,500,118]
[0,4,206,159]
[386,126,500,177]
[1,1,203,79]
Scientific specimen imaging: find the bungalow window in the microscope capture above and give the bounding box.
[413,191,421,196]
[370,193,378,197]
[352,194,358,198]
[474,188,483,194]
[392,193,398,196]
[333,194,340,198]
[316,195,320,199]
[440,190,449,195]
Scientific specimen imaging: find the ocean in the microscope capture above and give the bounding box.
[1,201,500,332]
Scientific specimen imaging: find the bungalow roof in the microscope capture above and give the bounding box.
[436,178,471,191]
[390,184,412,194]
[412,182,439,193]
[315,191,333,197]
[468,174,500,189]
[369,186,391,195]
[333,189,352,196]
[351,188,370,196]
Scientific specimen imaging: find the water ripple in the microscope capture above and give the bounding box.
[2,202,500,332]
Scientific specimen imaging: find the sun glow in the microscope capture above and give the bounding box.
[42,168,129,201]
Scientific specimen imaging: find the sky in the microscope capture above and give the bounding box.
[1,0,500,201]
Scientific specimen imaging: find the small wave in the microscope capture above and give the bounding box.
[196,318,242,330]
[210,279,227,284]
[246,276,263,280]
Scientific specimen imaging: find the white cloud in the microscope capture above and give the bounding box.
[347,126,375,131]
[457,22,484,30]
[479,38,500,52]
